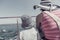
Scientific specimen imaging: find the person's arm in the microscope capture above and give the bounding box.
[36,13,48,40]
[36,13,42,31]
[36,13,43,40]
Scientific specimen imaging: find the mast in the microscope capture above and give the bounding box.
[17,18,20,40]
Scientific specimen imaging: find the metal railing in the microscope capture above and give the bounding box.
[0,16,36,40]
[0,16,36,19]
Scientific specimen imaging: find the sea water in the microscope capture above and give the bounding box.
[0,24,22,40]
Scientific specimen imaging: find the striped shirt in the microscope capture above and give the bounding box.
[41,9,60,40]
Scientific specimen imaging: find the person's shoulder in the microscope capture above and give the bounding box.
[31,27,38,33]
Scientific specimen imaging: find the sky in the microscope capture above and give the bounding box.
[0,0,40,17]
[0,0,60,24]
[0,0,60,16]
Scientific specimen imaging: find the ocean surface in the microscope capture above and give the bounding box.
[0,24,22,40]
